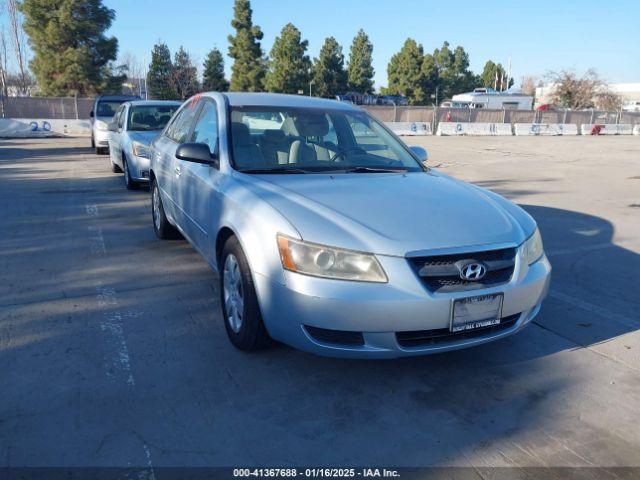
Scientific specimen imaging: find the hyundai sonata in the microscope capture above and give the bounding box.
[149,93,551,358]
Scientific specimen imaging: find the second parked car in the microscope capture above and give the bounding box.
[108,100,181,189]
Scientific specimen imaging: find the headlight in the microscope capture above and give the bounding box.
[132,142,150,159]
[524,228,544,265]
[276,234,387,283]
[95,121,108,131]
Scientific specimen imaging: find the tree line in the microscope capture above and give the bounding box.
[3,0,623,110]
[146,0,515,104]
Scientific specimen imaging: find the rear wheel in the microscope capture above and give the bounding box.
[220,236,271,351]
[123,156,139,190]
[151,178,179,239]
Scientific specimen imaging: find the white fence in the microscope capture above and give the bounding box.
[514,123,578,136]
[436,122,512,136]
[580,124,634,135]
[387,122,432,136]
[0,118,91,137]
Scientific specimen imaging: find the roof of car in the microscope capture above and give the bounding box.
[126,100,182,107]
[96,95,140,102]
[218,92,358,111]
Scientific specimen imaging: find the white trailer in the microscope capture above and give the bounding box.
[450,88,533,110]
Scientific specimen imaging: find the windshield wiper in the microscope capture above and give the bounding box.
[240,167,311,174]
[341,166,408,173]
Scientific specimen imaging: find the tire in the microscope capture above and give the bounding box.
[151,178,179,240]
[219,236,271,351]
[96,146,108,155]
[123,156,139,190]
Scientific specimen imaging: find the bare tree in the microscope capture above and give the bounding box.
[5,0,29,95]
[547,69,620,110]
[119,52,144,96]
[0,26,8,99]
[520,76,537,96]
[595,91,623,111]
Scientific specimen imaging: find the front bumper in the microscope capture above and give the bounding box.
[93,128,110,146]
[254,247,551,358]
[126,154,151,182]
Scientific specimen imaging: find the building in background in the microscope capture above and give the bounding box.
[535,82,640,109]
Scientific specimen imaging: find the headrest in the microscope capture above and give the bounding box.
[131,112,143,124]
[232,122,252,145]
[292,114,329,137]
[262,129,286,142]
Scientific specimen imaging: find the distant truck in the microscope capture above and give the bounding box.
[622,101,640,112]
[450,88,533,110]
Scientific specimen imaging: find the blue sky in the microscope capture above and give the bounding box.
[105,0,639,88]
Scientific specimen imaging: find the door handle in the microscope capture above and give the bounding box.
[175,165,182,177]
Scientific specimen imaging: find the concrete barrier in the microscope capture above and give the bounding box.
[580,124,634,135]
[514,123,578,136]
[0,118,91,138]
[436,122,512,136]
[634,125,640,136]
[386,122,432,136]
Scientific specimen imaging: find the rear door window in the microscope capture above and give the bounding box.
[190,101,219,153]
[165,102,200,143]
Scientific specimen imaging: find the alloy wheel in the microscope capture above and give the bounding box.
[152,184,161,231]
[223,254,244,333]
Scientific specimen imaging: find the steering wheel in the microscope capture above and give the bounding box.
[330,147,367,162]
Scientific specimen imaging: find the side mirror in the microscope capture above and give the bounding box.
[175,142,218,167]
[409,145,428,164]
[107,122,118,132]
[90,111,94,118]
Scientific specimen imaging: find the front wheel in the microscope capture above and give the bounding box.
[123,157,139,190]
[151,179,179,239]
[220,236,271,351]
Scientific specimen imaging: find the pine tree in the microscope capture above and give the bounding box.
[147,42,175,100]
[431,41,477,99]
[347,29,374,93]
[265,23,311,94]
[202,48,229,92]
[480,60,513,91]
[228,0,266,92]
[171,46,200,100]
[386,39,427,105]
[20,0,118,95]
[312,37,347,98]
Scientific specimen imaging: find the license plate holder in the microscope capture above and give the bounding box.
[451,293,504,333]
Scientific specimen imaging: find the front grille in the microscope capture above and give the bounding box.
[304,326,365,347]
[409,247,517,293]
[396,313,520,348]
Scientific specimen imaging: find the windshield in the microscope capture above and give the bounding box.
[229,106,423,173]
[96,101,125,118]
[128,105,179,131]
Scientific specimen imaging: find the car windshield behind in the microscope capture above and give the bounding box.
[230,106,423,173]
[128,105,179,131]
[96,101,125,118]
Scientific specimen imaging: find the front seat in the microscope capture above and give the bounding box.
[288,114,331,164]
[231,123,265,170]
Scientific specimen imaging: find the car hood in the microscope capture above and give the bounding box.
[127,130,160,145]
[240,171,536,256]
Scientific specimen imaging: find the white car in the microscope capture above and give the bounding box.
[90,95,139,154]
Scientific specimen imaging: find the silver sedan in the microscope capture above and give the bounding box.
[149,93,551,358]
[108,100,181,189]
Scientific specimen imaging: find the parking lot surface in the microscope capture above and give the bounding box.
[1,136,639,469]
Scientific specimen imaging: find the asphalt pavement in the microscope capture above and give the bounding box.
[1,136,639,472]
